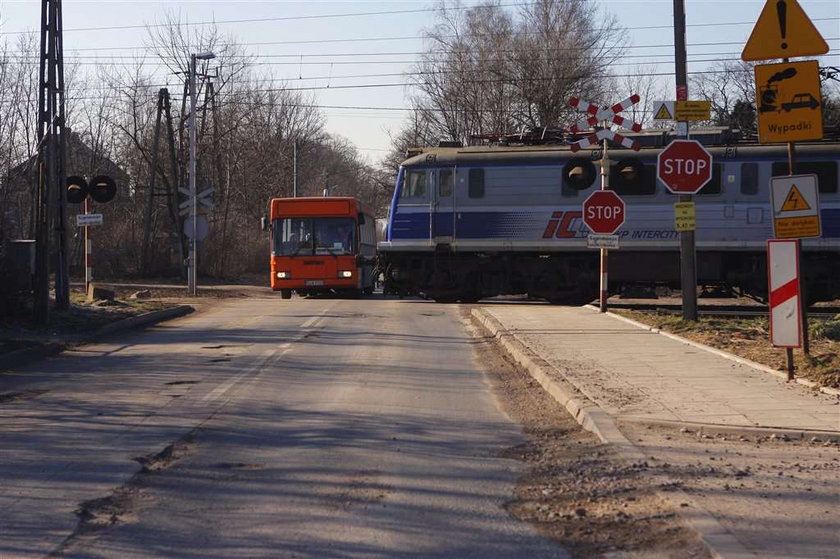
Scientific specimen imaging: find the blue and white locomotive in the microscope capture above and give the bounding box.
[377,137,840,304]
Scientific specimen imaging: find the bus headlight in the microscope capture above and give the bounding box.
[339,270,353,278]
[276,271,290,279]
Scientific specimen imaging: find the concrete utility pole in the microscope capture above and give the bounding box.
[293,140,298,197]
[187,51,215,295]
[673,0,698,321]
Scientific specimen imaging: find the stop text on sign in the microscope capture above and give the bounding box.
[582,190,626,235]
[586,205,623,220]
[661,158,708,176]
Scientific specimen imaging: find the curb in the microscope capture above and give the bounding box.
[619,417,840,443]
[593,305,840,398]
[471,307,758,559]
[0,305,193,372]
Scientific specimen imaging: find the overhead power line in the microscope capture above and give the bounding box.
[3,5,837,38]
[0,2,539,35]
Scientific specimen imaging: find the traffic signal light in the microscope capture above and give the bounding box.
[65,175,116,204]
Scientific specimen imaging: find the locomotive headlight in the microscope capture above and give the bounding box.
[339,270,353,278]
[277,271,290,279]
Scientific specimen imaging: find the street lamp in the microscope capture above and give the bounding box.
[188,51,215,295]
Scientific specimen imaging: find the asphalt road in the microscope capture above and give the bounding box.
[0,295,563,558]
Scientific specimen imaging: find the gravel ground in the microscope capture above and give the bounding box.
[620,423,840,558]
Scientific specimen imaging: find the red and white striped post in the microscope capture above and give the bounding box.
[84,196,93,295]
[767,239,802,380]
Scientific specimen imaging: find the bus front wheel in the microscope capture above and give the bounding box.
[280,289,292,300]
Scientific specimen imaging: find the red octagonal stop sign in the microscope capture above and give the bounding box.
[657,139,713,194]
[583,190,626,234]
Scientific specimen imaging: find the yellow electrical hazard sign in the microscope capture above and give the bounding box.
[741,0,829,61]
[755,60,823,144]
[654,104,673,120]
[770,174,821,239]
[780,185,811,211]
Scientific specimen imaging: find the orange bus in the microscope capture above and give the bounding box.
[266,197,377,299]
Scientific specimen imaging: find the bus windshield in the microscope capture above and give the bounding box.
[273,217,356,256]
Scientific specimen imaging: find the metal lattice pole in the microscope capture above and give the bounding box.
[35,0,68,321]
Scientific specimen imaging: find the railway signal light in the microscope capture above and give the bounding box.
[65,175,117,204]
[88,175,117,203]
[562,158,597,190]
[66,176,88,204]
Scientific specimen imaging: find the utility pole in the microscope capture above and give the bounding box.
[35,0,68,322]
[293,140,298,197]
[187,51,215,295]
[673,0,698,321]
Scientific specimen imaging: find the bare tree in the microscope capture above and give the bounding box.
[405,0,627,145]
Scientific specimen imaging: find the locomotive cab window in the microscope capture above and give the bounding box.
[468,168,485,198]
[438,169,453,197]
[697,163,723,196]
[401,170,427,198]
[772,161,838,193]
[740,163,759,195]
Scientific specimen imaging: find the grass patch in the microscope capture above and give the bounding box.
[615,310,840,390]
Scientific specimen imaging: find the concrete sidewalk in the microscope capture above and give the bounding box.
[473,304,839,437]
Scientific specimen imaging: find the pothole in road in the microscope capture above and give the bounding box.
[133,433,197,473]
[214,462,264,470]
[164,380,200,386]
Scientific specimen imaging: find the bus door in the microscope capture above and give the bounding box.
[432,167,455,244]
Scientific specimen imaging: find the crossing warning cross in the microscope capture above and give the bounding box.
[568,95,643,152]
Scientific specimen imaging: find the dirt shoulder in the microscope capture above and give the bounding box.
[0,289,185,357]
[466,311,710,558]
[612,310,840,390]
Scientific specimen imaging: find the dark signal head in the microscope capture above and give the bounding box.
[88,175,117,203]
[66,175,89,204]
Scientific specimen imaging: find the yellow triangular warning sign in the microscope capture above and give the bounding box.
[742,0,829,61]
[781,185,811,211]
[654,104,673,120]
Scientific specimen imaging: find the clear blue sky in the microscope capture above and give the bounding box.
[1,1,838,163]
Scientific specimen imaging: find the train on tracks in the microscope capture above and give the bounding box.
[377,137,840,304]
